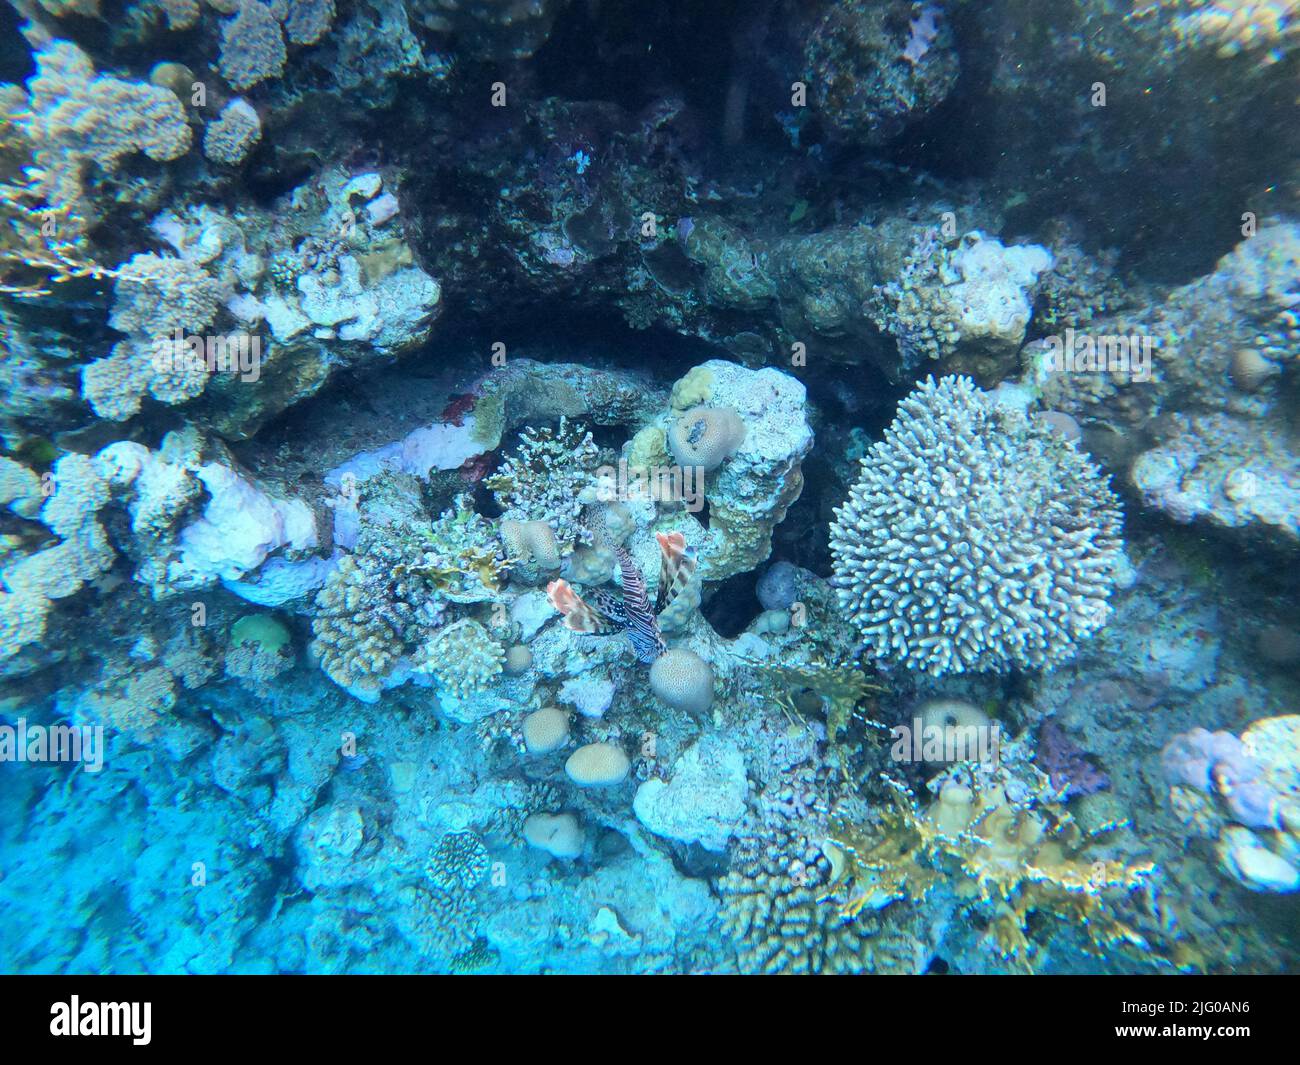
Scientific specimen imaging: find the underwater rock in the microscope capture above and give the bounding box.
[755,560,801,611]
[803,0,959,146]
[1165,715,1300,894]
[633,736,748,852]
[658,360,813,581]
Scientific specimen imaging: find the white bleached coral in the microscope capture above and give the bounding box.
[880,230,1052,366]
[93,432,319,596]
[830,375,1124,676]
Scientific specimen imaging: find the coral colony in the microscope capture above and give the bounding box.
[0,0,1297,982]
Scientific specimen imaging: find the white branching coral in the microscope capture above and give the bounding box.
[830,376,1124,676]
[486,416,602,554]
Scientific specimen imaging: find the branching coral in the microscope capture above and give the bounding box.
[109,253,223,336]
[426,831,491,893]
[412,618,504,698]
[0,52,183,297]
[486,416,602,555]
[310,515,449,698]
[203,99,263,166]
[831,376,1124,676]
[219,1,289,91]
[18,39,191,224]
[1,452,115,665]
[414,495,504,603]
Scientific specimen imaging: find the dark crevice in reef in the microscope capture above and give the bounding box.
[0,2,33,82]
[701,570,761,639]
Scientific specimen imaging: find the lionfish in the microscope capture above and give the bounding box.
[546,531,697,664]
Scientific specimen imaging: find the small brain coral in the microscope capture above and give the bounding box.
[648,647,715,715]
[830,375,1124,676]
[667,406,746,472]
[564,742,630,786]
[522,706,570,753]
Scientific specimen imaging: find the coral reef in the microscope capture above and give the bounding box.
[1163,716,1300,892]
[0,0,1296,983]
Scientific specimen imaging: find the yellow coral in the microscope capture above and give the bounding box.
[826,776,1154,970]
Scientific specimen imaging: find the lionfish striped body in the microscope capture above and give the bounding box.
[546,529,697,664]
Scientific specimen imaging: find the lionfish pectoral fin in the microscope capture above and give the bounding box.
[546,579,620,635]
[588,589,630,628]
[654,531,697,614]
